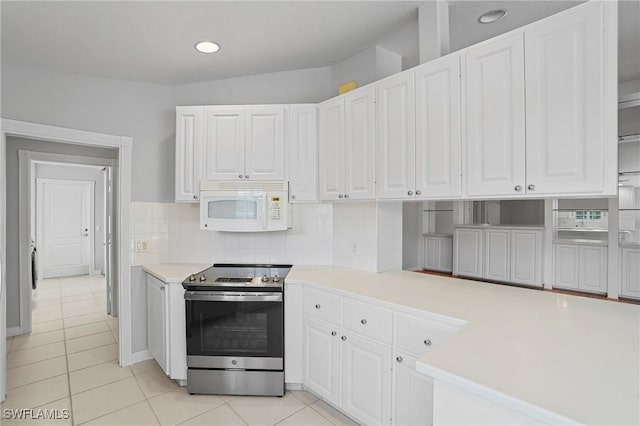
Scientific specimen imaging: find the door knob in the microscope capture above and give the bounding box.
[415,190,422,196]
[528,184,536,191]
[238,174,244,179]
[407,191,413,196]
[396,356,403,363]
[514,185,522,192]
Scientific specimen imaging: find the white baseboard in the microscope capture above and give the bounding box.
[91,270,103,276]
[126,349,152,366]
[6,326,23,337]
[285,383,303,390]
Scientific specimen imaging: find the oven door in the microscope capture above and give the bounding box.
[184,291,284,370]
[199,193,267,232]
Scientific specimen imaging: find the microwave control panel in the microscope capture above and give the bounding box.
[269,197,282,221]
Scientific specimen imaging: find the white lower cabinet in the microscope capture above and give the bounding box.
[302,317,340,406]
[424,236,453,273]
[553,244,607,294]
[620,247,640,299]
[394,354,434,426]
[147,275,168,373]
[453,228,484,279]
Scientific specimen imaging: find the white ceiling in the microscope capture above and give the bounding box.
[2,1,639,85]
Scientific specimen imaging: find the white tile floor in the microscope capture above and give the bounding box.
[3,275,357,426]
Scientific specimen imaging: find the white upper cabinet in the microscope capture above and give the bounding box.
[319,97,346,201]
[319,86,375,201]
[203,107,246,181]
[203,106,285,181]
[288,105,318,202]
[415,53,462,199]
[344,87,376,200]
[245,107,285,180]
[464,33,526,198]
[524,2,610,196]
[175,107,203,202]
[376,71,416,199]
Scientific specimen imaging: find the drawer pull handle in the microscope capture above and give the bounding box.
[315,304,321,309]
[396,356,403,363]
[424,339,432,346]
[160,286,165,291]
[331,331,337,336]
[341,336,347,341]
[360,319,367,325]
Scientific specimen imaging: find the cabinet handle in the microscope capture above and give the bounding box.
[315,304,321,309]
[528,184,536,191]
[396,356,403,363]
[291,195,297,200]
[407,190,413,196]
[341,336,347,341]
[360,319,367,325]
[245,175,250,179]
[331,331,337,336]
[192,194,198,200]
[238,174,244,179]
[204,224,208,228]
[514,185,522,192]
[338,194,344,199]
[344,194,349,199]
[424,339,432,346]
[160,286,165,291]
[415,190,422,196]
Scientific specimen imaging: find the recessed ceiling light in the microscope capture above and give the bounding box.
[478,9,507,24]
[195,41,220,54]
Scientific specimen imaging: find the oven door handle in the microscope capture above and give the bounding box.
[184,291,282,302]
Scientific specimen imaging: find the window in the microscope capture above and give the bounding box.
[575,211,588,219]
[589,211,602,220]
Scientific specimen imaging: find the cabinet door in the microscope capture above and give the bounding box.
[203,108,245,181]
[439,237,453,273]
[344,87,375,200]
[510,230,543,287]
[554,244,579,290]
[525,3,605,196]
[620,248,640,299]
[319,97,346,201]
[147,276,168,373]
[394,354,434,426]
[245,107,285,180]
[302,318,340,406]
[415,53,462,198]
[454,229,483,278]
[288,105,318,202]
[484,229,510,282]
[464,34,526,197]
[175,107,203,202]
[341,333,392,426]
[376,71,416,199]
[424,237,440,270]
[579,246,607,294]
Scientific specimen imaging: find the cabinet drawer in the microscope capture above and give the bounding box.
[342,299,393,345]
[396,315,459,357]
[303,287,340,324]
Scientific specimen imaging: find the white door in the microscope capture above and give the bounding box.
[147,275,168,373]
[554,244,579,290]
[302,318,340,405]
[318,97,346,201]
[464,34,526,197]
[415,53,462,198]
[484,229,510,282]
[38,179,93,278]
[510,230,543,287]
[344,86,376,200]
[203,107,245,181]
[288,105,318,202]
[245,107,285,180]
[454,228,483,278]
[175,106,203,202]
[394,354,434,426]
[620,248,640,299]
[524,3,604,196]
[376,71,416,199]
[579,246,607,294]
[341,333,392,426]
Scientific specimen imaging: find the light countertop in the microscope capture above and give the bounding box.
[455,224,545,230]
[142,263,210,282]
[554,238,609,246]
[287,266,640,425]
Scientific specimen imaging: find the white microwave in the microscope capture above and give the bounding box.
[199,181,292,232]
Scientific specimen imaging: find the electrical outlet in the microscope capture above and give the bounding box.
[136,240,148,253]
[352,242,358,254]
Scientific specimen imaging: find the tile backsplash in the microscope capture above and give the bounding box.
[130,202,333,266]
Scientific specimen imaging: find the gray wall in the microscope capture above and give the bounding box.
[35,163,106,274]
[402,202,421,270]
[331,46,402,96]
[5,136,117,329]
[499,200,545,226]
[2,64,175,202]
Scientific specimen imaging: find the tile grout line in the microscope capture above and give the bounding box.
[60,283,76,426]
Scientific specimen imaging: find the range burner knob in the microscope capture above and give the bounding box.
[273,275,281,283]
[261,275,269,283]
[189,274,196,282]
[199,275,207,282]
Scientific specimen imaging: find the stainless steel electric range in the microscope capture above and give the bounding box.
[182,263,292,396]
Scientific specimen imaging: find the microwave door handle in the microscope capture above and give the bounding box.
[262,193,268,230]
